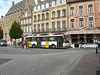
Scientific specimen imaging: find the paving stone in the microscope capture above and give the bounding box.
[68,53,100,75]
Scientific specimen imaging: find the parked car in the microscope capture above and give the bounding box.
[0,40,7,47]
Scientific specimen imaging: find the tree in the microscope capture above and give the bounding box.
[0,27,3,39]
[9,21,23,47]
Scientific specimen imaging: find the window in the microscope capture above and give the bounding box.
[25,10,27,17]
[26,19,28,24]
[62,21,66,28]
[21,20,23,25]
[70,19,75,28]
[79,18,84,27]
[52,22,55,29]
[34,24,36,32]
[24,20,25,25]
[42,14,45,20]
[89,17,94,27]
[79,6,83,14]
[62,9,66,17]
[27,26,28,32]
[21,27,23,30]
[46,13,49,19]
[88,4,93,13]
[57,21,60,29]
[57,10,60,17]
[62,0,66,4]
[34,7,36,11]
[38,24,40,32]
[70,7,74,15]
[52,1,55,7]
[36,6,38,10]
[57,0,60,5]
[24,26,26,32]
[42,4,44,9]
[34,15,36,21]
[46,23,49,31]
[38,15,40,21]
[52,11,55,18]
[29,18,31,23]
[42,23,44,32]
[46,3,49,8]
[38,6,40,10]
[29,26,31,32]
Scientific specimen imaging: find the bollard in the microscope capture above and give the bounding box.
[96,46,98,54]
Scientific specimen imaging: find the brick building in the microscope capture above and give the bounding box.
[67,0,100,45]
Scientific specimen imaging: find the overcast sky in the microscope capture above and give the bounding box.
[0,0,44,18]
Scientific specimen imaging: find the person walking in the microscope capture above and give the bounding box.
[24,40,27,49]
[79,40,82,48]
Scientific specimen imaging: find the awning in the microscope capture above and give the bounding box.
[22,33,30,37]
[65,30,100,35]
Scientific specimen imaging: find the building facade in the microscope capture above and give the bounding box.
[67,0,100,44]
[3,0,35,41]
[32,0,67,36]
[0,16,4,30]
[20,1,35,36]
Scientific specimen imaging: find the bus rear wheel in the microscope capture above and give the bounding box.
[32,44,36,48]
[51,45,55,49]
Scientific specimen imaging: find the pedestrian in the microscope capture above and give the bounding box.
[84,40,87,48]
[24,40,27,49]
[79,40,82,48]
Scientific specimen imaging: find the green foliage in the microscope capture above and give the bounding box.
[0,27,3,39]
[9,21,23,39]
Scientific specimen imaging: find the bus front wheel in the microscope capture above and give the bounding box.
[32,44,36,48]
[51,45,55,49]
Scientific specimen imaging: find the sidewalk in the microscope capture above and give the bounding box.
[68,53,100,75]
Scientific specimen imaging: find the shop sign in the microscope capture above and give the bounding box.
[42,9,51,12]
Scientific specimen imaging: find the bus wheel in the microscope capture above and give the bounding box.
[51,45,55,49]
[32,45,36,48]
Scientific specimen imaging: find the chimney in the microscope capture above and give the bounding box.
[12,1,14,6]
[37,0,41,5]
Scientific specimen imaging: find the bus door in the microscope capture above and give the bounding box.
[37,37,41,48]
[56,36,63,48]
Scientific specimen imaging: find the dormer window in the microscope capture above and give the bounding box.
[62,0,66,4]
[42,4,44,9]
[36,6,38,10]
[34,7,36,11]
[57,0,60,5]
[44,4,46,8]
[52,1,55,7]
[46,3,49,8]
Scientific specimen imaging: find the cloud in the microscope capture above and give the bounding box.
[0,0,37,18]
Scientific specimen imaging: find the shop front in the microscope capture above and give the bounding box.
[66,30,100,48]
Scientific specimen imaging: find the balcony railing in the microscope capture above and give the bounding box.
[32,27,67,34]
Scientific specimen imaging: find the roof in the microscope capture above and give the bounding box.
[28,5,34,13]
[6,0,26,16]
[37,0,57,6]
[67,0,92,4]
